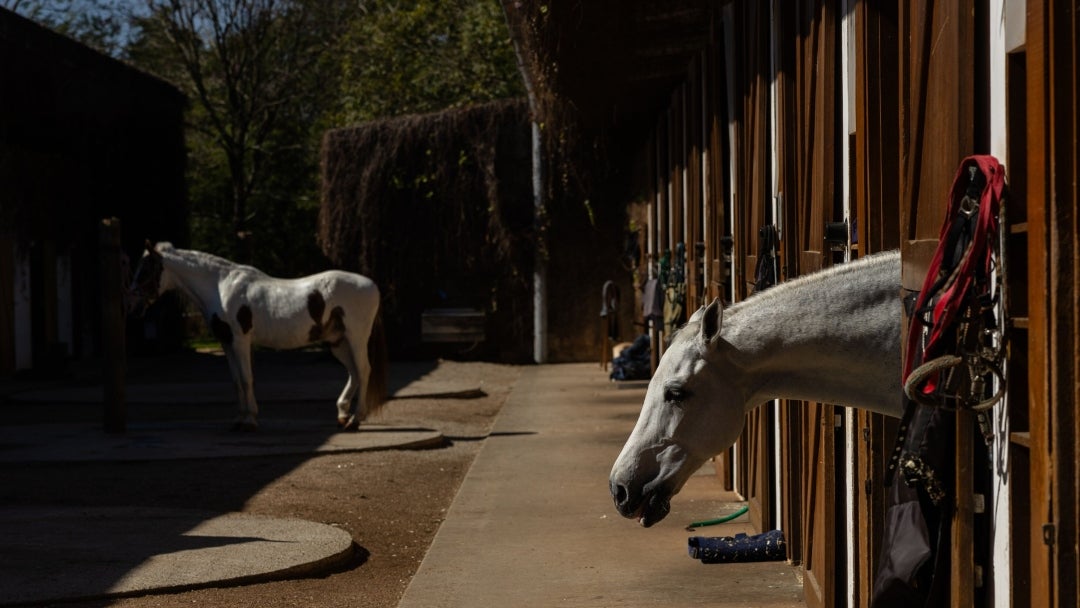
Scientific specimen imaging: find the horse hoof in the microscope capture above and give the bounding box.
[341,416,360,432]
[231,421,258,433]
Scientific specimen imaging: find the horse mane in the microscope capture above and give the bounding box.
[156,242,267,277]
[677,249,901,343]
[730,249,899,313]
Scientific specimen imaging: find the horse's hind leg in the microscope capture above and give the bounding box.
[330,341,360,429]
[352,331,373,421]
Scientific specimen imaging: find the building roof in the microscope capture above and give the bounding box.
[504,0,714,131]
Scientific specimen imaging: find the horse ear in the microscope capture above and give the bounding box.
[700,298,724,344]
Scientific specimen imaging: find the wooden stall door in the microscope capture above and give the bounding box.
[743,406,774,529]
[1003,8,1034,607]
[799,403,838,608]
[851,0,900,604]
[1024,0,1079,606]
[704,14,737,491]
[685,56,705,313]
[898,0,986,603]
[787,0,837,278]
[727,0,776,534]
[774,0,841,604]
[704,25,732,309]
[898,0,980,278]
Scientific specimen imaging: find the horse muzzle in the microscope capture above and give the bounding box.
[611,437,696,527]
[610,479,672,528]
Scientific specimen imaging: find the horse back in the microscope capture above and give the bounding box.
[285,270,379,320]
[236,270,379,349]
[307,270,379,302]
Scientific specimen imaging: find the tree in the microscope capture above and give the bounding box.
[128,0,355,265]
[336,0,524,124]
[12,0,526,275]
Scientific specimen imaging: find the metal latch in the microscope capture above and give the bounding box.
[1043,523,1056,546]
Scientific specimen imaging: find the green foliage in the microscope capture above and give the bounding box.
[11,0,525,277]
[336,0,524,124]
[124,0,364,273]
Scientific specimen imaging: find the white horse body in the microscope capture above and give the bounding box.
[610,250,902,527]
[134,242,387,431]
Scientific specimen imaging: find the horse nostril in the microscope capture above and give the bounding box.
[612,483,628,506]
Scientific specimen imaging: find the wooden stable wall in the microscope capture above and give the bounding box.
[897,1,989,604]
[0,8,187,374]
[635,0,1080,606]
[642,3,857,605]
[850,2,902,604]
[1023,0,1079,605]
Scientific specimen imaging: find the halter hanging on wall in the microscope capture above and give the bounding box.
[902,159,1009,424]
[824,220,849,252]
[753,225,779,294]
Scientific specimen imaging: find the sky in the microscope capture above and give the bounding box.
[2,0,148,57]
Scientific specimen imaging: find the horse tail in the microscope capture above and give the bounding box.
[364,306,389,416]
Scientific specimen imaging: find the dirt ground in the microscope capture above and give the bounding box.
[0,350,522,608]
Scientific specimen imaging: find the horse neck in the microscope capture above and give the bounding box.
[159,249,239,314]
[721,254,903,417]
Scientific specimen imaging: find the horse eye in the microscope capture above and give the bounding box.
[664,386,690,404]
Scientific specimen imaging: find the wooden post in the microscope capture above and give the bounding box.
[951,407,975,605]
[99,218,125,434]
[599,317,609,370]
[649,319,660,374]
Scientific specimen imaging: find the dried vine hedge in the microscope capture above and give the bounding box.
[319,98,534,361]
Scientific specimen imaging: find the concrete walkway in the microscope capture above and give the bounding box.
[398,364,805,608]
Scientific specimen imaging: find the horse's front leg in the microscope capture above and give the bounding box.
[223,338,258,431]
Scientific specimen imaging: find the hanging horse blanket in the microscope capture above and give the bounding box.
[642,278,664,322]
[609,334,651,381]
[871,155,1006,607]
[601,280,620,340]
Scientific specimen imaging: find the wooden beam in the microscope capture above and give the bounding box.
[99,218,125,434]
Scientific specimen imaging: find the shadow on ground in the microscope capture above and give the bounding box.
[0,348,452,605]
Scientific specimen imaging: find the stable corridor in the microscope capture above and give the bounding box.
[398,363,804,608]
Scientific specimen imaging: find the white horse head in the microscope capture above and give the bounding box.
[127,241,171,315]
[609,251,904,527]
[609,300,746,526]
